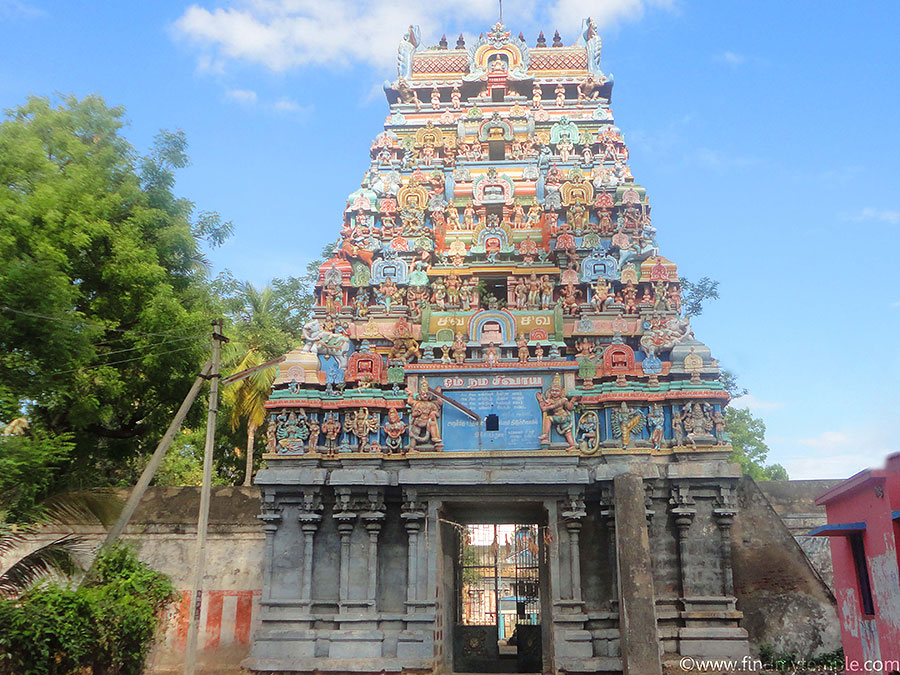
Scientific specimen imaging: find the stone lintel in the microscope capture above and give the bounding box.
[398,467,590,484]
[328,469,390,485]
[254,468,328,485]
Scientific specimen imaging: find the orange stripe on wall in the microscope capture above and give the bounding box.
[235,591,254,645]
[205,591,224,649]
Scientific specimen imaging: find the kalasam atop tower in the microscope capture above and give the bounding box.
[248,19,749,675]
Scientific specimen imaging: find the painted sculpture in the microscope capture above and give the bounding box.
[264,19,732,457]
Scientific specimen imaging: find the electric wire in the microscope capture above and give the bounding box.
[0,304,208,342]
[46,343,208,377]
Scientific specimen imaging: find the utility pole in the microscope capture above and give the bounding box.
[89,360,212,570]
[184,319,227,675]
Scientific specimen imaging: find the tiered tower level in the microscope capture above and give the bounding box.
[249,20,749,675]
[267,20,729,457]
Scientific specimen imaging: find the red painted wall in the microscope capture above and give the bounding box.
[818,455,900,667]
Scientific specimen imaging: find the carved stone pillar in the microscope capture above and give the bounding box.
[334,488,357,605]
[297,489,323,603]
[714,486,737,597]
[258,495,283,603]
[669,484,696,599]
[362,488,385,610]
[599,486,617,606]
[401,489,426,606]
[561,489,586,603]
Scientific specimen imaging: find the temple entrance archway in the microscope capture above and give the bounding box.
[445,508,547,674]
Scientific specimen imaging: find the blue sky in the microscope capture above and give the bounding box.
[2,0,899,479]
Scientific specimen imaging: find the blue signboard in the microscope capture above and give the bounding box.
[441,388,543,451]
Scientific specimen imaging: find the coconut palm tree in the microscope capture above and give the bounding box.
[223,345,277,486]
[222,283,286,486]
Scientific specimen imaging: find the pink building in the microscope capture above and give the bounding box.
[812,453,900,669]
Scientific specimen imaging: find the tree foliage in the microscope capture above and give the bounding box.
[725,408,789,481]
[0,545,176,675]
[0,94,224,494]
[679,276,720,318]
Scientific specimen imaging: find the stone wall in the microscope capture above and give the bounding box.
[0,480,841,673]
[758,479,840,591]
[733,478,841,658]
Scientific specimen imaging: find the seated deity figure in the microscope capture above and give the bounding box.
[382,408,408,454]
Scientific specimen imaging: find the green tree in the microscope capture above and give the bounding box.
[725,408,789,481]
[679,276,720,318]
[219,283,282,485]
[0,94,226,494]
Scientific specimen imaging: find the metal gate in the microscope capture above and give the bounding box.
[453,523,542,673]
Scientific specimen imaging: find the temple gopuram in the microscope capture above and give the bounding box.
[248,19,748,675]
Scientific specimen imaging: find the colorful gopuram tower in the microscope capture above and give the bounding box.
[249,19,749,675]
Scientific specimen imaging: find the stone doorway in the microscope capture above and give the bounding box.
[452,521,544,673]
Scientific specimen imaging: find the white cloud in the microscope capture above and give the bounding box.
[844,207,900,225]
[226,88,259,104]
[729,394,785,412]
[797,430,852,450]
[0,0,45,20]
[273,97,300,111]
[778,426,897,480]
[715,50,746,66]
[172,0,672,74]
[548,0,674,33]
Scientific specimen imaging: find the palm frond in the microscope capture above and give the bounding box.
[0,535,85,596]
[40,489,124,527]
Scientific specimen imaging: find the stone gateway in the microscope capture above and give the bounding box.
[248,18,751,674]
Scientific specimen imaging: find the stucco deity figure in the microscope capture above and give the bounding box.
[526,272,541,309]
[513,277,528,310]
[484,342,499,366]
[516,334,530,363]
[532,83,543,109]
[712,408,727,445]
[446,205,460,229]
[679,402,714,446]
[561,283,580,315]
[321,412,342,456]
[307,417,320,453]
[648,404,665,449]
[540,275,554,309]
[557,138,573,163]
[431,87,441,109]
[382,408,408,454]
[512,202,526,228]
[451,331,467,364]
[346,407,379,452]
[527,203,542,227]
[554,83,566,107]
[575,339,597,384]
[353,288,371,317]
[577,73,602,104]
[445,274,462,308]
[430,276,447,309]
[395,77,421,110]
[536,375,575,449]
[407,383,444,451]
[451,85,461,110]
[591,278,610,312]
[463,204,476,229]
[567,200,587,230]
[612,401,645,448]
